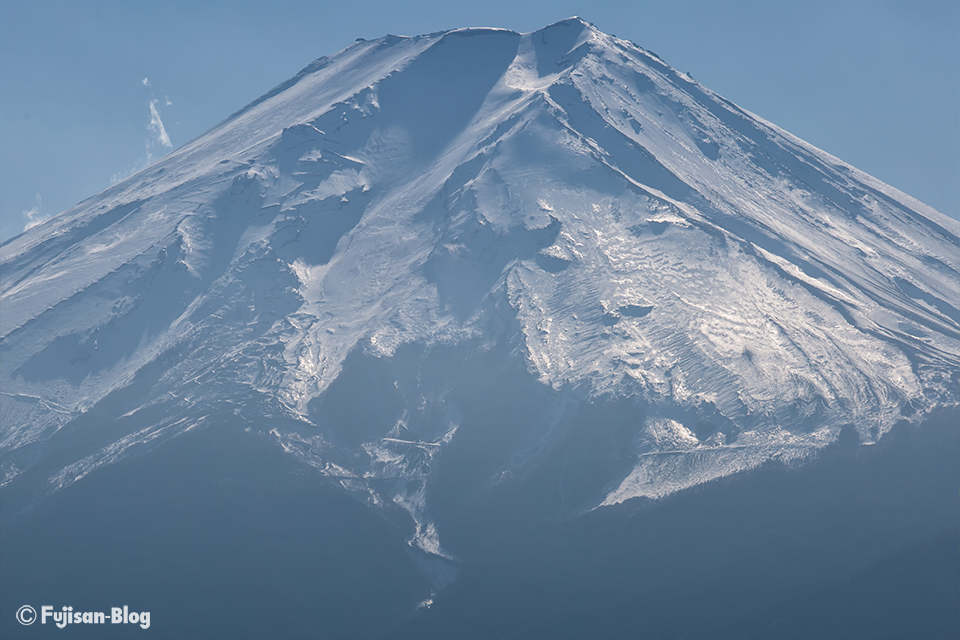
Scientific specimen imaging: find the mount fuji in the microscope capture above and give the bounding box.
[2,18,957,640]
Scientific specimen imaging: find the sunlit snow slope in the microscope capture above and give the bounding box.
[2,18,957,559]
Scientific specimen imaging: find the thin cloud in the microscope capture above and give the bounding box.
[114,78,175,176]
[111,164,140,186]
[23,194,49,231]
[147,98,173,159]
[148,99,173,149]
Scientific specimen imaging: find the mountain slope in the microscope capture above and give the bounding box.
[2,16,958,589]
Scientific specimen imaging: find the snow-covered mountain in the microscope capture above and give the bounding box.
[2,15,957,580]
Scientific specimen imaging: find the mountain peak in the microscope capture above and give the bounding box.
[2,18,957,543]
[536,15,595,32]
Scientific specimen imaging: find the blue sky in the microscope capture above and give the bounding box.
[1,0,957,240]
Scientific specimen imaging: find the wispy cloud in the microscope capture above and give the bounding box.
[111,164,139,186]
[23,194,49,231]
[147,98,173,150]
[112,78,175,181]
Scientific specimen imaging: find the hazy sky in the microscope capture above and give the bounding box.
[1,0,958,240]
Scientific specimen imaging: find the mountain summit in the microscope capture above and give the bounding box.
[2,18,958,638]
